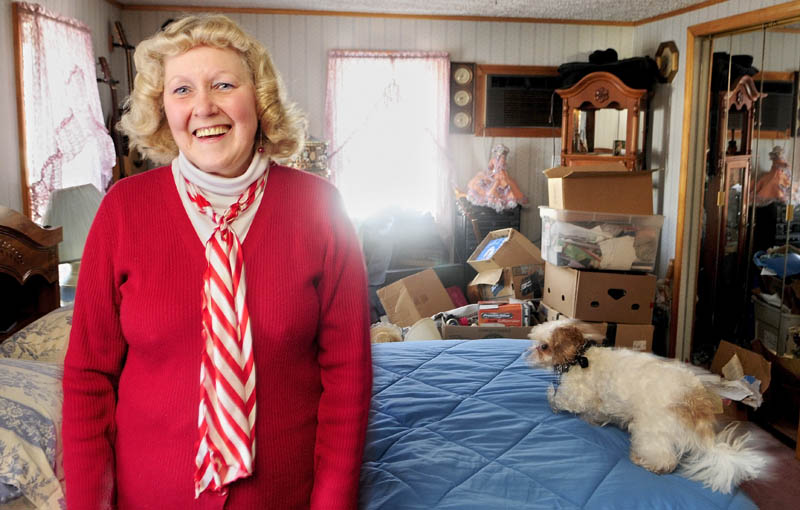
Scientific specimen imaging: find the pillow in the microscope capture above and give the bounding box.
[0,305,73,362]
[0,358,65,509]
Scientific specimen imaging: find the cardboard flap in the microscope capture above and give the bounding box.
[468,228,544,272]
[376,268,454,327]
[544,163,629,178]
[711,340,772,393]
[544,166,659,179]
[470,269,504,286]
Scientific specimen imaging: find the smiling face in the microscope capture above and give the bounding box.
[163,45,259,177]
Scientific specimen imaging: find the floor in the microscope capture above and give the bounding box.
[733,420,800,509]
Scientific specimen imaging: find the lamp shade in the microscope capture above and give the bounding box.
[43,184,103,263]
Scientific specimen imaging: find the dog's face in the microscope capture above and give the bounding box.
[528,320,587,367]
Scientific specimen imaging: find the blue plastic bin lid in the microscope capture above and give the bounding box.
[753,250,800,278]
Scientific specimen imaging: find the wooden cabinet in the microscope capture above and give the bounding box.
[705,75,763,291]
[0,206,62,340]
[698,75,763,346]
[556,71,649,170]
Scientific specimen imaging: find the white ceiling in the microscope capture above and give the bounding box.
[118,0,715,23]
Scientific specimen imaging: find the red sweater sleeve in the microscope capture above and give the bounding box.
[309,190,372,509]
[62,188,127,509]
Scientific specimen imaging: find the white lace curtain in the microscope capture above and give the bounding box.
[15,2,115,223]
[324,50,452,232]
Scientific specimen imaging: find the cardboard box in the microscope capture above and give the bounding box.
[711,341,772,395]
[579,322,654,352]
[376,268,454,327]
[542,263,656,324]
[477,301,533,327]
[467,228,544,274]
[441,324,534,340]
[537,303,654,352]
[544,165,656,215]
[711,340,772,419]
[467,264,542,301]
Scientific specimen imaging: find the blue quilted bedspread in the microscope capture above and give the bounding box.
[360,339,756,510]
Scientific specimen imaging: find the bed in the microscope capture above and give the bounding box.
[0,207,756,510]
[0,325,758,510]
[1,206,66,509]
[361,339,757,509]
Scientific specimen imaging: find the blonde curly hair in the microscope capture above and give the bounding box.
[118,14,306,165]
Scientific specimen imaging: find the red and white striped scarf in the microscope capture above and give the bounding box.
[184,170,267,497]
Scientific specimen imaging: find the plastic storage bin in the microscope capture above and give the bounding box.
[752,296,800,355]
[539,206,664,272]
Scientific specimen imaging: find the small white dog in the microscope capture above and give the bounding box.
[528,319,769,494]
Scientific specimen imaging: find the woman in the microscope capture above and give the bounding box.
[62,14,372,509]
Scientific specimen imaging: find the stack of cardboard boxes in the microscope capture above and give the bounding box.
[441,228,544,339]
[375,227,545,340]
[464,228,544,304]
[538,163,663,351]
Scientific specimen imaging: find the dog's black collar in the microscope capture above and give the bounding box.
[554,340,597,375]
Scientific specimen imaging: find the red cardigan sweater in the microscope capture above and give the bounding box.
[62,165,372,510]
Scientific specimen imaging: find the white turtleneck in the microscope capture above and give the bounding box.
[172,150,270,244]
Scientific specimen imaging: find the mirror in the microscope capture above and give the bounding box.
[568,107,647,157]
[693,29,768,363]
[570,108,629,155]
[693,19,800,363]
[753,22,800,358]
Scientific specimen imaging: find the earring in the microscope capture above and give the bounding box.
[257,127,267,153]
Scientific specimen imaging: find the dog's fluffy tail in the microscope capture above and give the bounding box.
[679,422,769,493]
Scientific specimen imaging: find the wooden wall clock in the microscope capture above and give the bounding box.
[450,62,476,134]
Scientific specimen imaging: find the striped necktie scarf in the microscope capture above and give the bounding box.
[184,171,267,497]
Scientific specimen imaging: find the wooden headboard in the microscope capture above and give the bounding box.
[0,206,62,341]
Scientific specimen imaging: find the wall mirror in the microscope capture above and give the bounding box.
[676,5,800,451]
[570,107,648,156]
[571,108,629,154]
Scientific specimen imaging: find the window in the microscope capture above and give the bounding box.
[14,2,115,223]
[325,51,451,226]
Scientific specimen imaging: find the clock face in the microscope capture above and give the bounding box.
[454,66,473,85]
[454,89,472,107]
[453,111,471,129]
[658,49,673,74]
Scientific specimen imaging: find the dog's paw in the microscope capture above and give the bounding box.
[629,451,678,474]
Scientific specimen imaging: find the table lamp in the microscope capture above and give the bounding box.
[43,184,103,289]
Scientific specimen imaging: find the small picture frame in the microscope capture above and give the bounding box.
[613,140,626,156]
